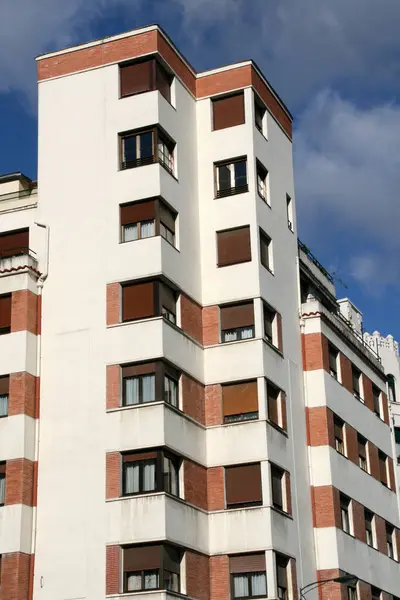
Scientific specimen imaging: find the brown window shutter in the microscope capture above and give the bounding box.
[229,553,266,573]
[358,438,367,460]
[280,392,287,430]
[120,200,156,226]
[276,555,289,587]
[122,362,157,378]
[123,451,158,463]
[159,201,176,233]
[0,376,9,395]
[217,226,251,267]
[213,92,245,131]
[0,463,6,475]
[334,418,343,443]
[0,295,11,330]
[267,384,279,425]
[379,452,387,485]
[220,302,254,331]
[120,59,155,98]
[159,283,176,315]
[123,544,161,572]
[163,545,181,574]
[122,282,155,322]
[276,312,283,351]
[271,465,283,508]
[225,463,262,506]
[222,381,258,417]
[0,229,29,257]
[156,62,172,103]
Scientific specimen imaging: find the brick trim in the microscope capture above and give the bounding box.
[9,372,37,418]
[375,514,387,554]
[106,545,120,595]
[210,555,229,600]
[180,294,203,345]
[345,423,358,466]
[106,453,120,500]
[284,471,292,516]
[182,374,205,425]
[290,558,298,600]
[207,467,225,511]
[106,283,120,326]
[202,306,219,346]
[363,375,374,412]
[106,365,121,410]
[311,485,340,528]
[316,570,347,600]
[352,499,366,543]
[0,552,31,600]
[306,407,334,448]
[5,459,34,507]
[11,290,38,335]
[339,354,352,393]
[381,392,390,425]
[186,550,210,600]
[184,460,207,510]
[302,333,329,372]
[205,385,222,426]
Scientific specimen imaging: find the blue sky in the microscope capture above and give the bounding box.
[1,0,399,341]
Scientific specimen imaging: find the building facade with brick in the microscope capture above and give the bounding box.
[0,23,399,600]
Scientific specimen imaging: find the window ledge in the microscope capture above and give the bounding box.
[255,126,268,142]
[219,336,257,348]
[270,505,293,520]
[257,192,271,207]
[106,400,165,414]
[210,504,265,515]
[261,265,274,276]
[262,338,283,358]
[218,258,252,268]
[266,419,288,437]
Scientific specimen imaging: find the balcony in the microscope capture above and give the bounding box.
[0,186,38,213]
[0,248,39,277]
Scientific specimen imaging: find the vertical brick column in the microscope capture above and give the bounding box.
[205,385,222,426]
[180,294,203,344]
[339,354,352,393]
[311,486,341,528]
[9,373,37,418]
[106,365,120,410]
[302,333,329,372]
[317,570,346,600]
[106,283,120,326]
[306,407,334,448]
[210,555,229,600]
[5,459,34,507]
[106,545,120,595]
[182,375,205,424]
[184,461,207,510]
[106,453,120,500]
[186,551,210,600]
[10,290,38,335]
[207,467,225,510]
[203,306,219,346]
[0,552,31,600]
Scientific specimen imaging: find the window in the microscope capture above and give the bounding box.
[230,553,267,599]
[358,435,368,472]
[334,417,345,456]
[260,230,273,272]
[254,97,266,134]
[347,586,357,600]
[263,303,282,351]
[328,344,339,379]
[164,376,178,408]
[0,295,11,335]
[386,523,395,559]
[220,302,255,343]
[365,510,374,547]
[0,463,5,506]
[120,57,173,102]
[217,226,252,268]
[212,92,245,131]
[256,161,268,203]
[271,464,287,512]
[275,554,289,600]
[225,463,262,509]
[371,587,381,600]
[352,366,362,399]
[122,450,180,497]
[395,428,400,464]
[388,374,396,403]
[122,361,180,408]
[222,380,258,424]
[120,198,176,246]
[0,376,9,418]
[120,127,175,175]
[372,385,381,417]
[286,195,293,231]
[121,279,176,324]
[340,494,351,534]
[378,451,388,486]
[0,228,29,259]
[123,544,181,593]
[267,381,286,430]
[215,158,248,198]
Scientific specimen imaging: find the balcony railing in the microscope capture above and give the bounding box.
[298,239,334,284]
[217,184,249,198]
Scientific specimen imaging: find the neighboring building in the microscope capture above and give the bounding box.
[0,23,398,600]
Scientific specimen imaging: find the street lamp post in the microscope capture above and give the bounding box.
[300,574,358,600]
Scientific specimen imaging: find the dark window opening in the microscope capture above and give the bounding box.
[221,302,254,344]
[215,158,248,198]
[122,449,180,497]
[120,127,175,175]
[120,58,173,103]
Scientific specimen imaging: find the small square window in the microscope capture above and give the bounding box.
[256,161,268,204]
[215,158,248,198]
[260,230,273,272]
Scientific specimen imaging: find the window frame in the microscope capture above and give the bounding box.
[340,494,351,534]
[386,523,395,559]
[352,365,362,400]
[372,385,382,418]
[334,416,346,456]
[215,157,248,198]
[122,457,157,496]
[328,344,339,380]
[357,435,368,472]
[388,374,397,403]
[271,464,285,512]
[119,57,173,102]
[0,470,5,507]
[231,571,267,599]
[122,449,180,498]
[122,372,156,407]
[263,303,279,349]
[120,198,177,247]
[256,160,269,204]
[286,195,294,231]
[125,568,160,593]
[254,95,266,136]
[364,509,375,548]
[266,380,285,431]
[259,229,273,273]
[378,451,388,487]
[120,127,176,176]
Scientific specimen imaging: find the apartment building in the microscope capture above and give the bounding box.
[0,23,398,600]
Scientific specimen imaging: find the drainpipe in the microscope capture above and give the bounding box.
[29,223,49,599]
